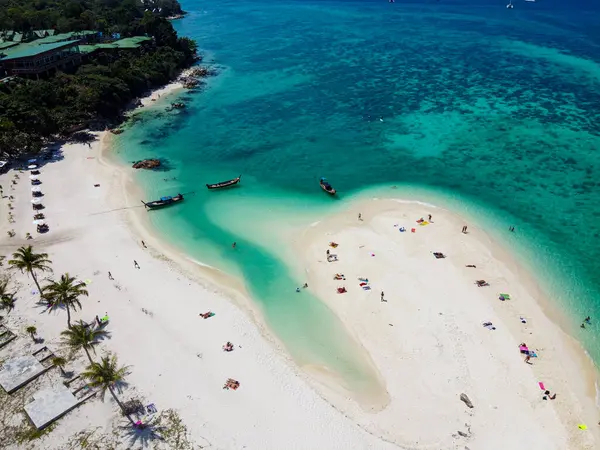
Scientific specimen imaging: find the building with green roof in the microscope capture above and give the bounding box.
[0,39,82,77]
[78,36,153,55]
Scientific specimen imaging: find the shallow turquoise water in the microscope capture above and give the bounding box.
[114,0,600,389]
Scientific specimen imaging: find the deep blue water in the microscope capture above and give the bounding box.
[113,0,600,394]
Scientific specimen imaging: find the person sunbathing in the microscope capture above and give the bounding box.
[476,280,489,287]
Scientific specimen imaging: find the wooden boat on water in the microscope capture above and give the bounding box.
[320,177,336,195]
[206,175,241,190]
[142,193,184,209]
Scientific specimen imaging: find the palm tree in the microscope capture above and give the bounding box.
[43,273,88,328]
[0,295,16,314]
[51,356,68,376]
[0,275,16,314]
[60,322,107,363]
[8,246,52,296]
[25,325,37,341]
[82,353,133,424]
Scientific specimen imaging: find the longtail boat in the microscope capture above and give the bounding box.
[206,175,241,190]
[142,193,184,209]
[320,177,336,195]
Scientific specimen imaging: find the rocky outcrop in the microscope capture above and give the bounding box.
[132,159,161,170]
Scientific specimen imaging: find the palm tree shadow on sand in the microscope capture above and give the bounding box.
[119,417,167,448]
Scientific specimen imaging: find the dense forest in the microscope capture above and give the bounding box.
[0,0,196,157]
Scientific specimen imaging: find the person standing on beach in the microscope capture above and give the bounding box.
[358,213,362,221]
[381,291,385,302]
[108,271,113,280]
[462,225,468,234]
[428,214,432,221]
[142,240,147,248]
[134,260,140,269]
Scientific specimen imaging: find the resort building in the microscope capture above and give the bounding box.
[78,36,153,57]
[0,31,152,77]
[0,40,83,77]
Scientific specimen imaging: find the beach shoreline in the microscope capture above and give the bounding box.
[1,120,598,448]
[101,125,600,447]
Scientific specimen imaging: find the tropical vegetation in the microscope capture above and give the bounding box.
[60,321,107,363]
[8,245,52,296]
[25,325,37,340]
[51,356,68,376]
[82,353,132,423]
[43,273,88,328]
[0,274,16,313]
[0,0,197,157]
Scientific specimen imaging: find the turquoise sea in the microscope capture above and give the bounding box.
[113,0,600,399]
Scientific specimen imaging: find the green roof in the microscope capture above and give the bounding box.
[33,30,96,45]
[78,44,98,54]
[77,36,151,54]
[0,39,80,60]
[0,41,18,50]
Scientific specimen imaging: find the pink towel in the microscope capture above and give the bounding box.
[538,382,545,390]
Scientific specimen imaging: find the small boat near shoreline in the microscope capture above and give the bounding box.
[320,177,336,195]
[206,175,241,190]
[142,193,184,209]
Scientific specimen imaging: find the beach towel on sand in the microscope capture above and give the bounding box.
[538,382,545,390]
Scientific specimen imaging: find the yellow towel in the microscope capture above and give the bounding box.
[578,424,587,430]
[419,221,429,226]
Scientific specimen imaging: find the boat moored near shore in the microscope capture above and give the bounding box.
[320,177,336,195]
[142,193,184,209]
[206,175,241,190]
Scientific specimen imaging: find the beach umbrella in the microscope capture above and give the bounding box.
[28,164,38,170]
[31,198,42,204]
[29,175,39,180]
[31,186,42,192]
[33,220,46,226]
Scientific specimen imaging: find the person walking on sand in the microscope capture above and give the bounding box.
[134,260,140,269]
[108,271,113,280]
[142,240,147,248]
[428,214,432,221]
[358,213,362,221]
[462,225,468,234]
[381,291,385,302]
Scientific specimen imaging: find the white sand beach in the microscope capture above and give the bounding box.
[0,134,598,449]
[0,136,398,450]
[297,200,600,449]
